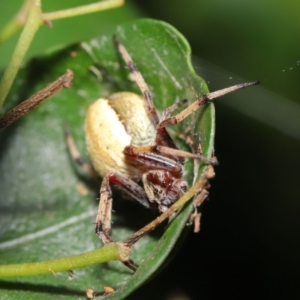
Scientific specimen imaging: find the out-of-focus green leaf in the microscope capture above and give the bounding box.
[0,19,214,299]
[0,1,142,68]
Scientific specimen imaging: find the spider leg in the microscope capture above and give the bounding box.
[160,99,188,123]
[123,165,215,246]
[175,127,195,151]
[65,125,141,269]
[122,260,139,272]
[95,173,153,271]
[113,36,178,150]
[124,146,183,173]
[157,81,260,128]
[95,175,113,244]
[174,127,211,182]
[64,124,99,179]
[113,36,159,126]
[124,145,218,165]
[95,172,153,242]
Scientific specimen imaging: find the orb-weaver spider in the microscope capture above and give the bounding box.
[66,36,259,270]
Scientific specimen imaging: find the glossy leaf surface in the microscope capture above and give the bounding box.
[0,19,214,299]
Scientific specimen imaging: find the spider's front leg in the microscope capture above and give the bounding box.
[157,81,260,129]
[95,172,152,271]
[95,172,152,243]
[64,124,99,179]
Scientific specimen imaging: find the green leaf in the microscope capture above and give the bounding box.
[0,19,214,299]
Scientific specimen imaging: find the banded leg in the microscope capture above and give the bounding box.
[113,36,159,126]
[95,172,153,239]
[160,99,188,123]
[123,165,215,247]
[158,81,260,128]
[113,36,178,150]
[95,175,113,244]
[95,173,152,271]
[95,176,138,272]
[124,145,218,166]
[64,124,99,179]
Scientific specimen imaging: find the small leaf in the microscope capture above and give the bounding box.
[0,19,214,299]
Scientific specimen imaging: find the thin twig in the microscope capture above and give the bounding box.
[42,0,124,21]
[0,69,73,129]
[0,243,120,277]
[0,0,124,110]
[0,0,36,43]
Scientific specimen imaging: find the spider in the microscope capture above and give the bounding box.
[0,35,259,271]
[65,36,259,270]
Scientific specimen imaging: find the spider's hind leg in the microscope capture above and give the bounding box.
[95,175,113,244]
[64,124,99,179]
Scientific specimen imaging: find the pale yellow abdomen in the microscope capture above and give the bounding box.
[85,92,156,180]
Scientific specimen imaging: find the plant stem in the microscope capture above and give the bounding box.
[42,0,124,21]
[0,1,42,110]
[0,243,119,277]
[0,69,73,129]
[0,0,125,110]
[0,0,36,44]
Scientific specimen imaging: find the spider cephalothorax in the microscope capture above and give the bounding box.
[143,169,188,212]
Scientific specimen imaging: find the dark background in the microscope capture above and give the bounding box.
[1,1,300,299]
[130,2,300,300]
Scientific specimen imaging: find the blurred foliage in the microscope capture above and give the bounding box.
[0,0,142,67]
[134,0,300,102]
[0,0,300,299]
